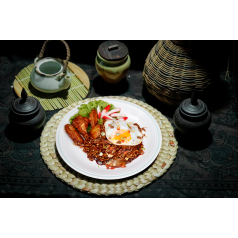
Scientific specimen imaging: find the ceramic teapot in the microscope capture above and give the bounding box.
[30,40,72,93]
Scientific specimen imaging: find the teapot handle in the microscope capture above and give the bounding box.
[36,40,70,74]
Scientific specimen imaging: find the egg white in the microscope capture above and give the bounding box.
[104,120,143,146]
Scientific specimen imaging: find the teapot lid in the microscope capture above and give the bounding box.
[98,40,128,61]
[179,91,208,122]
[12,88,39,114]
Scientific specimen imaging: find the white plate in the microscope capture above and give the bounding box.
[56,99,162,180]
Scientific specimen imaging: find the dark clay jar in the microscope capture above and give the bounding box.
[9,89,45,131]
[173,92,211,135]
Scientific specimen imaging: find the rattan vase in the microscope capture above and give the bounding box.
[143,40,216,106]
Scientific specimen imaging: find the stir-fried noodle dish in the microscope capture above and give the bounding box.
[64,100,146,169]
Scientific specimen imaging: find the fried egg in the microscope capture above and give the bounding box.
[104,120,143,146]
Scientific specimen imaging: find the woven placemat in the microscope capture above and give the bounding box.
[40,96,178,195]
[15,63,89,111]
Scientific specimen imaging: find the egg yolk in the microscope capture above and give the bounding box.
[112,129,131,143]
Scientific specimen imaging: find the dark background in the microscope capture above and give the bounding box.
[0,40,235,72]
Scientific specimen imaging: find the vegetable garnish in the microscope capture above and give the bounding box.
[110,113,127,117]
[87,124,92,132]
[101,105,113,119]
[103,105,111,113]
[119,117,128,121]
[108,107,121,115]
[97,105,101,118]
[70,100,115,124]
[102,114,114,120]
[98,118,103,125]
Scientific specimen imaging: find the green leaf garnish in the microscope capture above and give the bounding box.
[98,118,103,125]
[69,100,115,124]
[87,124,92,132]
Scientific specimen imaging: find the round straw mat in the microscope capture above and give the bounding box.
[40,96,178,195]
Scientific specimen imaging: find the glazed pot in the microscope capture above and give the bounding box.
[173,91,211,135]
[30,40,72,93]
[9,88,45,131]
[95,41,131,84]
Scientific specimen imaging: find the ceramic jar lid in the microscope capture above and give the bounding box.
[179,91,208,122]
[98,40,128,61]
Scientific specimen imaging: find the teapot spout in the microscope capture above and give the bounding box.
[64,75,71,87]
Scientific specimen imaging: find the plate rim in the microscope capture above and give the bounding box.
[56,98,162,180]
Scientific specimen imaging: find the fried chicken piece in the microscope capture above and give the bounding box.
[90,124,101,139]
[89,108,98,128]
[72,115,89,136]
[83,117,89,126]
[65,124,84,145]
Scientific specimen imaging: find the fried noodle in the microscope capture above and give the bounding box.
[82,122,145,169]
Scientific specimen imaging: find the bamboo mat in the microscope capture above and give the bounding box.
[15,63,89,111]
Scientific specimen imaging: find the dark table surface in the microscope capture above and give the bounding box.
[1,48,238,198]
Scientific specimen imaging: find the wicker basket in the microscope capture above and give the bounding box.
[143,40,216,106]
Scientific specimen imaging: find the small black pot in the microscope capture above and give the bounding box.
[9,88,46,131]
[173,91,211,135]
